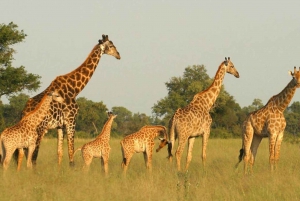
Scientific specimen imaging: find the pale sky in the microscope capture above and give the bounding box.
[1,1,300,115]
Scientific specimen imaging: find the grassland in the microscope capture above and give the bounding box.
[1,137,300,201]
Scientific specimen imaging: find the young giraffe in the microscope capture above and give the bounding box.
[157,57,240,171]
[74,112,117,174]
[0,91,64,170]
[18,35,120,167]
[236,67,300,174]
[120,125,167,175]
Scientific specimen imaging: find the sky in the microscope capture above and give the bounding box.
[1,1,300,115]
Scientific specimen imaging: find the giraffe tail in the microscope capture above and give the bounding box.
[73,147,82,157]
[167,115,176,160]
[120,141,127,168]
[235,148,244,169]
[0,137,4,164]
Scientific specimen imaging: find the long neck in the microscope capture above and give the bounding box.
[190,63,226,109]
[53,44,102,99]
[96,117,114,141]
[268,79,297,112]
[22,95,52,126]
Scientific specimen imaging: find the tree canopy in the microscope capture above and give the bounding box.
[0,22,41,99]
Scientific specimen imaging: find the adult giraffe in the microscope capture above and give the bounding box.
[158,57,239,171]
[20,34,120,166]
[236,67,300,174]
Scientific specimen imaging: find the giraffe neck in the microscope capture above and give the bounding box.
[96,117,114,141]
[22,95,52,125]
[190,63,226,109]
[267,79,297,112]
[53,44,102,99]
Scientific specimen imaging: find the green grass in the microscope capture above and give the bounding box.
[1,137,300,201]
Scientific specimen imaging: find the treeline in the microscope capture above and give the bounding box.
[0,65,300,141]
[0,22,299,141]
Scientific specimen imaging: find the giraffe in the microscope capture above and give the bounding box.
[18,34,120,167]
[0,90,64,170]
[236,67,300,174]
[157,57,240,171]
[120,125,167,175]
[73,112,116,174]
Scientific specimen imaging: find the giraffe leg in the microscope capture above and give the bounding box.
[3,149,14,171]
[185,137,195,171]
[144,147,153,172]
[249,135,262,174]
[122,153,133,176]
[243,122,254,174]
[66,127,75,167]
[269,133,277,172]
[17,148,24,171]
[202,129,210,168]
[26,146,35,169]
[102,155,109,176]
[274,131,284,170]
[175,137,188,171]
[57,128,64,166]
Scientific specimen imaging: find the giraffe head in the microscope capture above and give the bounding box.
[156,138,168,152]
[98,34,121,60]
[47,90,65,103]
[289,66,300,88]
[224,57,239,78]
[107,111,117,120]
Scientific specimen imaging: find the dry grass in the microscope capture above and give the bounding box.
[1,137,300,201]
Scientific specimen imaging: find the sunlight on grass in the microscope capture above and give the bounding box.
[1,138,300,200]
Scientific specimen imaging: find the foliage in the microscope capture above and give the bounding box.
[152,64,243,137]
[0,22,41,99]
[75,97,108,138]
[0,93,29,130]
[112,106,151,136]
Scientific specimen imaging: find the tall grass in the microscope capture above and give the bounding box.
[1,137,300,200]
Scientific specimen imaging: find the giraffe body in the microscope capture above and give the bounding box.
[19,35,120,166]
[74,112,116,174]
[236,67,300,174]
[120,125,167,175]
[0,91,64,170]
[157,57,239,171]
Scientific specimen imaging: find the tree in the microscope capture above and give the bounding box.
[285,101,300,136]
[152,64,242,136]
[75,97,108,137]
[0,22,41,99]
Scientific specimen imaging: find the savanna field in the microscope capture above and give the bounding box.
[1,138,300,201]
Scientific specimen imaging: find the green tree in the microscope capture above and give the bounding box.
[0,22,41,99]
[152,64,242,137]
[2,93,29,128]
[75,97,108,137]
[285,101,300,136]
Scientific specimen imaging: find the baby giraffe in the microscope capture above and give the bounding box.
[74,112,116,174]
[0,90,64,170]
[120,125,167,175]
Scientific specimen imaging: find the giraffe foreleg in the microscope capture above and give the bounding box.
[26,145,35,169]
[175,137,188,171]
[185,137,195,171]
[274,131,284,170]
[202,128,211,168]
[269,133,277,172]
[57,128,64,166]
[17,148,24,171]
